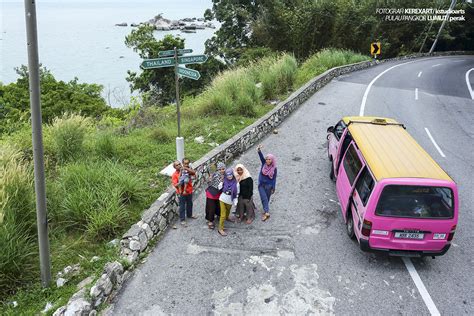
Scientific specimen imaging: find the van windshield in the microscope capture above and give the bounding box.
[375,185,454,219]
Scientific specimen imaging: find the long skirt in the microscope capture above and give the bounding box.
[205,197,220,222]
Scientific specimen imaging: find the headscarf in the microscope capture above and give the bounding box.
[261,153,277,179]
[209,162,225,189]
[222,168,238,199]
[234,163,251,182]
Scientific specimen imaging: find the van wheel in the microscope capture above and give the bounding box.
[346,211,355,240]
[329,164,335,180]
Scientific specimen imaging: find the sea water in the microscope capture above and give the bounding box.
[0,0,215,107]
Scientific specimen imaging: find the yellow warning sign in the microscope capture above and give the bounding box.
[371,42,381,56]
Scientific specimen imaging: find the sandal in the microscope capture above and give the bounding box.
[189,215,198,219]
[246,219,253,224]
[180,221,187,227]
[208,222,215,230]
[261,213,270,221]
[218,229,227,236]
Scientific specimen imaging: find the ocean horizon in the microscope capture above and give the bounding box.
[0,0,215,107]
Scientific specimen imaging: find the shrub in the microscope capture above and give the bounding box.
[0,146,37,296]
[150,126,173,143]
[260,54,298,100]
[196,67,261,117]
[95,132,116,158]
[2,124,55,163]
[50,113,90,162]
[55,161,145,240]
[295,48,370,87]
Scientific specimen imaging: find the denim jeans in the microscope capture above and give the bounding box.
[258,184,273,213]
[178,193,193,221]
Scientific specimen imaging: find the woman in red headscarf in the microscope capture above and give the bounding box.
[256,144,277,221]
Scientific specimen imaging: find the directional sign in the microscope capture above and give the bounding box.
[141,57,174,69]
[177,54,208,65]
[159,49,193,57]
[177,66,200,80]
[371,42,381,56]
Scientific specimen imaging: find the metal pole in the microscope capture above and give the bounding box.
[174,47,181,137]
[429,0,456,54]
[23,0,51,287]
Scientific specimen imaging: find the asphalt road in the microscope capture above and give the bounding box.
[109,56,474,315]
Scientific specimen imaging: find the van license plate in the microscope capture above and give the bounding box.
[394,232,424,239]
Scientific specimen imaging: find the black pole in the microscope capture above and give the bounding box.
[174,47,181,137]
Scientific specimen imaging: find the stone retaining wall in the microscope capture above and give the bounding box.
[52,51,472,315]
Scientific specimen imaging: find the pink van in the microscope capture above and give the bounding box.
[327,117,458,257]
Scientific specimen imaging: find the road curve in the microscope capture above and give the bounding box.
[109,56,474,315]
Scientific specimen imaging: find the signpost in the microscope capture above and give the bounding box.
[141,57,174,69]
[371,42,381,58]
[178,54,208,65]
[159,48,193,57]
[177,66,201,80]
[141,49,206,162]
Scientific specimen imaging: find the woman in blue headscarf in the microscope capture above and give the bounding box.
[218,168,238,236]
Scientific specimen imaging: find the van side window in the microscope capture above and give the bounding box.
[355,167,375,206]
[343,144,362,185]
[334,120,346,140]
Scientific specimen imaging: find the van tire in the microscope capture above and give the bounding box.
[346,211,355,240]
[329,163,335,180]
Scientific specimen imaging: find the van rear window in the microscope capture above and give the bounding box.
[375,185,454,219]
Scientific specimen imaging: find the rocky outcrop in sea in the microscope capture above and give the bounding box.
[115,15,216,32]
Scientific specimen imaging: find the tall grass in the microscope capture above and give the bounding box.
[54,161,145,240]
[194,54,298,116]
[195,67,261,117]
[50,113,90,162]
[94,132,117,158]
[260,54,298,100]
[0,146,37,295]
[295,48,370,87]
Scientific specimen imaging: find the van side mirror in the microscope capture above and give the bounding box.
[327,126,334,134]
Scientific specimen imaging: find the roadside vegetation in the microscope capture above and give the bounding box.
[4,1,471,312]
[0,48,369,314]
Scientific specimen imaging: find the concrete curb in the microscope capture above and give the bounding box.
[52,50,472,315]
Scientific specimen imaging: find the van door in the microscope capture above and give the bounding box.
[352,167,375,238]
[335,129,352,176]
[336,142,363,219]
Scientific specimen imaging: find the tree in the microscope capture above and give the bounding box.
[125,26,184,105]
[207,0,473,61]
[205,0,267,63]
[0,65,110,134]
[125,24,226,106]
[204,8,214,21]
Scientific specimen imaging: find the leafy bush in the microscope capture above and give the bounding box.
[295,48,370,87]
[50,113,90,162]
[54,161,145,240]
[0,65,109,134]
[0,146,37,296]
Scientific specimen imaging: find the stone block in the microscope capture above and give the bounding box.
[122,224,142,239]
[129,240,141,251]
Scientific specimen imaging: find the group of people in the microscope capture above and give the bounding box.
[171,145,277,237]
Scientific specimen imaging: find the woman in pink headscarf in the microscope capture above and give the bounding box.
[256,144,277,221]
